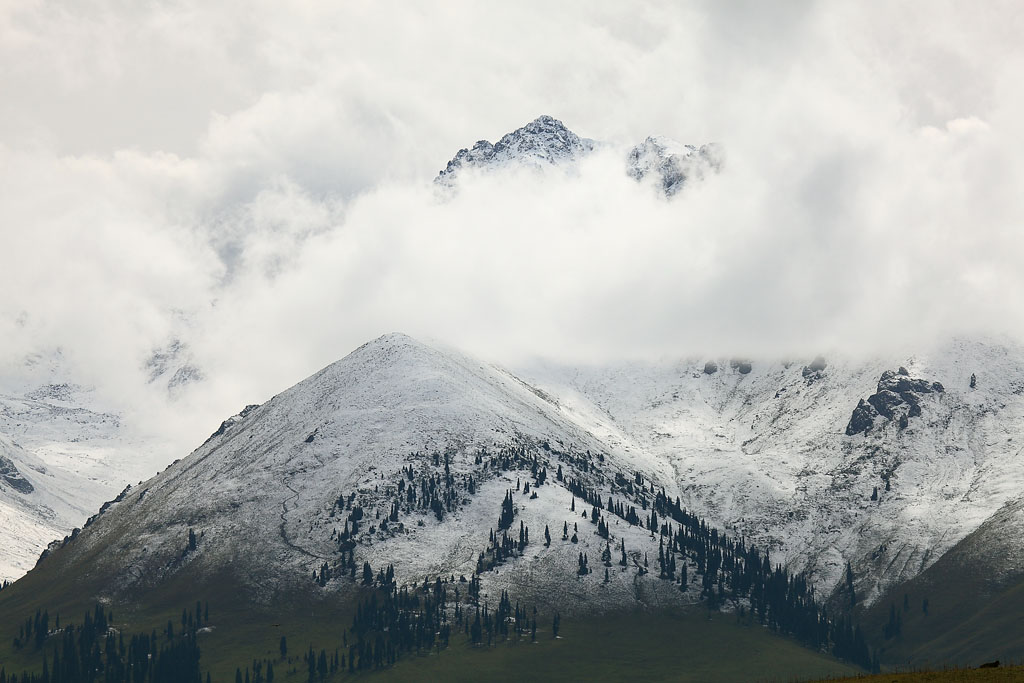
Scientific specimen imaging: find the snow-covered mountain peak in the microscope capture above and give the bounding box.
[435,114,595,185]
[47,331,687,612]
[626,136,724,196]
[436,115,721,196]
[492,114,595,162]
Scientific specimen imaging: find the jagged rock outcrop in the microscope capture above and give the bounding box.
[846,369,945,436]
[435,115,595,185]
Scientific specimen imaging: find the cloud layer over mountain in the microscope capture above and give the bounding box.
[2,0,1023,454]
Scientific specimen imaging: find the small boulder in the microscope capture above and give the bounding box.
[703,361,718,375]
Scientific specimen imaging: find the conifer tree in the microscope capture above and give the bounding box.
[362,562,374,586]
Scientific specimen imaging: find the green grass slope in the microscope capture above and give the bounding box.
[0,557,858,683]
[858,510,1024,669]
[814,663,1024,682]
[371,610,859,683]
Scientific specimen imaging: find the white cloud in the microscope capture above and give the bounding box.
[1,0,1023,455]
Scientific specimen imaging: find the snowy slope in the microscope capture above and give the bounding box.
[46,334,694,613]
[10,333,1024,615]
[0,434,99,581]
[19,331,1024,614]
[0,351,168,581]
[517,337,1024,606]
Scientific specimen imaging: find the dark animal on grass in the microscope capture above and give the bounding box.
[978,660,1000,669]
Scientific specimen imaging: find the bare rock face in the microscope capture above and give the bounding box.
[846,369,944,436]
[847,399,877,435]
[703,361,718,375]
[0,454,34,494]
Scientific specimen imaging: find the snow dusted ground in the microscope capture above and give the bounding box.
[43,334,702,613]
[517,336,1024,605]
[36,333,1024,615]
[0,352,170,581]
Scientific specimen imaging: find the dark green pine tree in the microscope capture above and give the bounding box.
[280,635,287,660]
[362,561,374,585]
[498,490,515,530]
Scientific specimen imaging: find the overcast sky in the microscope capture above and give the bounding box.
[2,1,1023,452]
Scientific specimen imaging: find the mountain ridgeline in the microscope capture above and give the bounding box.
[3,332,1024,679]
[434,114,723,196]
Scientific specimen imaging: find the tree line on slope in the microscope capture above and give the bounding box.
[2,603,207,683]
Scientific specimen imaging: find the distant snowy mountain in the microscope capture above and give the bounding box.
[0,350,169,581]
[626,136,724,196]
[435,115,721,195]
[435,115,596,186]
[145,339,204,396]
